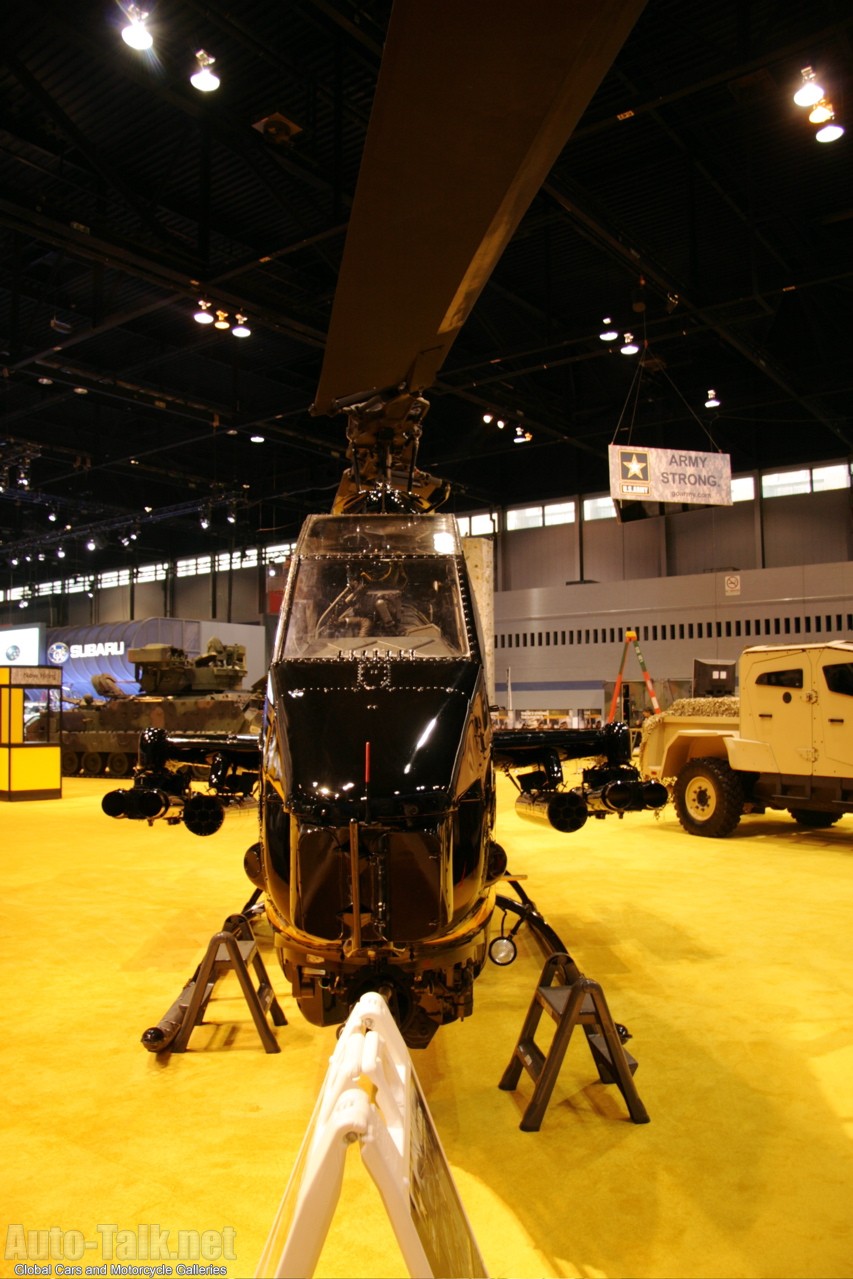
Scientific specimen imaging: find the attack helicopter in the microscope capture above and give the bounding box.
[104,1,655,1048]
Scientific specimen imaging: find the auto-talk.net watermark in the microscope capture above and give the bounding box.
[4,1223,237,1276]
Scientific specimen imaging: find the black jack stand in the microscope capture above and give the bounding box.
[499,951,650,1131]
[141,911,286,1054]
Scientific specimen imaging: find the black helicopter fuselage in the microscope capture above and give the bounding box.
[253,513,498,1047]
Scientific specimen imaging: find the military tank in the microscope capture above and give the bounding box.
[28,638,263,778]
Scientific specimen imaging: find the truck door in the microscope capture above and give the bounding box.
[813,649,853,778]
[739,650,813,777]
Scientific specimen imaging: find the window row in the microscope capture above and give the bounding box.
[497,613,853,648]
[2,543,298,601]
[460,461,851,533]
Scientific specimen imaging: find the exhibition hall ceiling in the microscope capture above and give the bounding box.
[0,0,851,584]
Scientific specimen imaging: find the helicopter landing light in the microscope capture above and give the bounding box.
[489,936,518,966]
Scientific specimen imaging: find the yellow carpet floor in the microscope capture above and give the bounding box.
[2,772,853,1279]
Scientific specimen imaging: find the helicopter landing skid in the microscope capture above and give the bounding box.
[140,901,285,1054]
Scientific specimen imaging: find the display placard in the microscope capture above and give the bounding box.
[10,666,63,687]
[609,443,732,506]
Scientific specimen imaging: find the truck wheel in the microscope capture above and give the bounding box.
[788,808,842,829]
[674,757,744,838]
[61,748,80,776]
[81,751,105,776]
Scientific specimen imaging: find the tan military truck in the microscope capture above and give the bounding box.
[639,642,853,837]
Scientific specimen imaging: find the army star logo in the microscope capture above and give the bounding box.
[621,451,648,480]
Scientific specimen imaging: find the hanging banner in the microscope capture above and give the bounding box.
[609,444,732,506]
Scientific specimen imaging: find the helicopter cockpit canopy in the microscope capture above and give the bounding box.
[279,514,470,660]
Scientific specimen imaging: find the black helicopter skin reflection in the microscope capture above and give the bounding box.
[246,503,500,1047]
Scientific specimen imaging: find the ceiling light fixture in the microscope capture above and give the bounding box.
[190,50,220,93]
[513,425,532,444]
[815,112,845,143]
[38,376,54,386]
[250,434,265,444]
[599,317,619,341]
[226,506,237,524]
[232,313,251,338]
[86,537,97,551]
[48,511,57,522]
[57,547,66,559]
[194,300,214,325]
[808,98,834,125]
[121,5,153,51]
[793,66,824,107]
[199,510,211,530]
[496,418,506,430]
[482,413,493,424]
[214,310,230,330]
[620,332,639,355]
[705,389,720,409]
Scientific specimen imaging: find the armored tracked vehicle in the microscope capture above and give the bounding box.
[28,638,263,778]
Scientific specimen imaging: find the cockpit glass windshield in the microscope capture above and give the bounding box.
[281,556,468,658]
[279,515,469,659]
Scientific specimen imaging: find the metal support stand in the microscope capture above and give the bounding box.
[499,951,650,1131]
[141,910,286,1054]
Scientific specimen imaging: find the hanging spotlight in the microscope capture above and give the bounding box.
[214,310,230,330]
[250,434,265,444]
[793,67,824,107]
[121,5,153,51]
[620,332,639,355]
[194,300,214,325]
[200,510,211,530]
[231,313,251,338]
[190,50,220,93]
[226,506,237,524]
[496,418,506,430]
[57,547,66,559]
[808,98,834,125]
[86,537,97,551]
[513,425,532,445]
[705,389,720,409]
[38,376,54,386]
[816,112,845,143]
[482,413,493,424]
[599,317,619,341]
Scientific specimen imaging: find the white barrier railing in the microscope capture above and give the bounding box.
[256,991,488,1279]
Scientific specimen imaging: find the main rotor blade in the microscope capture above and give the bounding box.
[312,0,646,416]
